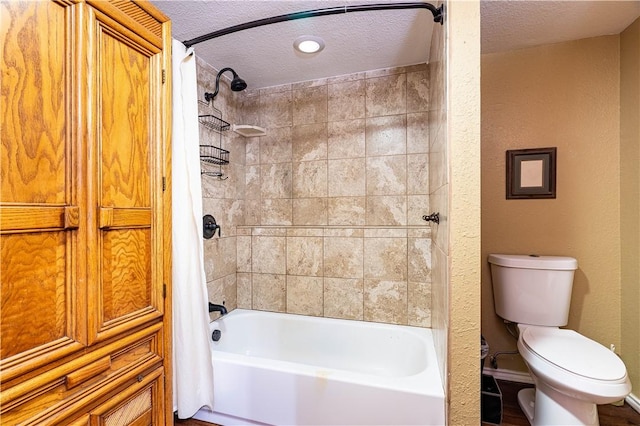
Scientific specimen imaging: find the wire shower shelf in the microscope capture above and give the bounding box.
[198,114,230,132]
[198,111,230,178]
[200,145,229,166]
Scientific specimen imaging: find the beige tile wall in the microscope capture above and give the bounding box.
[196,58,434,327]
[237,226,432,326]
[236,65,434,327]
[197,58,246,314]
[427,5,449,386]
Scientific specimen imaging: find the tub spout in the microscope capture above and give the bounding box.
[209,302,227,316]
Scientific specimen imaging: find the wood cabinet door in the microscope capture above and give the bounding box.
[87,6,166,344]
[0,0,86,383]
[88,367,165,426]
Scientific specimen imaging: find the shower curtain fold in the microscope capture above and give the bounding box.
[171,39,215,419]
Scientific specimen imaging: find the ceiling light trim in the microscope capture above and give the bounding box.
[294,35,325,54]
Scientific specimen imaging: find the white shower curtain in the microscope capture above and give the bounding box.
[171,39,215,419]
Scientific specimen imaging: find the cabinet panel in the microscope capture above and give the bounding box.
[102,228,152,322]
[0,0,68,204]
[100,30,151,209]
[0,232,68,358]
[101,387,151,426]
[90,367,164,426]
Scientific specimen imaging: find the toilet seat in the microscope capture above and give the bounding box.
[520,327,627,381]
[517,325,631,405]
[518,324,631,404]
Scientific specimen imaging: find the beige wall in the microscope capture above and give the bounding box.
[620,16,640,397]
[481,36,622,372]
[232,65,433,326]
[446,1,482,423]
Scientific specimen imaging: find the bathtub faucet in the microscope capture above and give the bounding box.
[209,302,227,316]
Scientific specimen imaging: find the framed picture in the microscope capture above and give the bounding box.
[506,147,556,199]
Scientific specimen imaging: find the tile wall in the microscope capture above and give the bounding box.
[235,64,434,326]
[197,58,246,313]
[427,7,449,386]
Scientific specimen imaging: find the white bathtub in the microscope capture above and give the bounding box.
[193,309,445,426]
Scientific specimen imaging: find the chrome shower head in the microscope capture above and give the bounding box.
[205,67,247,102]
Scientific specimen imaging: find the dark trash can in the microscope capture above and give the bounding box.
[481,335,489,372]
[480,335,502,425]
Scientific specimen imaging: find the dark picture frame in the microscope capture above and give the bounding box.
[506,147,556,199]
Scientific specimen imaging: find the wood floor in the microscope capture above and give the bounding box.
[174,379,640,425]
[485,380,640,426]
[174,418,217,426]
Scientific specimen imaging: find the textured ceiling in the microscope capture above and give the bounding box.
[153,0,434,89]
[151,0,640,90]
[481,0,640,54]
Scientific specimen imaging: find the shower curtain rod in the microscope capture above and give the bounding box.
[182,2,444,48]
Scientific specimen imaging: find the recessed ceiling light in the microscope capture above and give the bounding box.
[294,35,325,54]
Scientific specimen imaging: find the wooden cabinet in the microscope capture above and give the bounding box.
[87,367,164,426]
[0,1,171,423]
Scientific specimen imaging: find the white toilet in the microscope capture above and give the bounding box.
[488,254,631,426]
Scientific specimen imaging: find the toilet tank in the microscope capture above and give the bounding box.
[488,254,578,326]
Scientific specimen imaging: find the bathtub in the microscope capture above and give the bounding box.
[192,309,445,425]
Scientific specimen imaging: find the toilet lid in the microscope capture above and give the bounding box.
[521,327,627,381]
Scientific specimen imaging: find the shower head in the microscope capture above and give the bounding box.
[230,73,247,92]
[205,67,247,102]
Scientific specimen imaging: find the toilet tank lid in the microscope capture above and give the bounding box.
[488,254,578,270]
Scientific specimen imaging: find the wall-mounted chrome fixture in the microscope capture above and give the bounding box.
[422,212,440,225]
[204,67,247,101]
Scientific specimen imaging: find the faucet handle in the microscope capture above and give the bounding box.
[203,214,221,239]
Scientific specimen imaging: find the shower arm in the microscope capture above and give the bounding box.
[183,2,444,48]
[206,67,236,101]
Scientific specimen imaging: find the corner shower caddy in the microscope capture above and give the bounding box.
[198,113,230,178]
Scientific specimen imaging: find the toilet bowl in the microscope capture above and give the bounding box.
[488,254,632,425]
[516,324,630,425]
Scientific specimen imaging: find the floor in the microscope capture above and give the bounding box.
[485,380,640,426]
[175,419,217,426]
[174,379,640,426]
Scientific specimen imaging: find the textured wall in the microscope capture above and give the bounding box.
[446,1,482,424]
[481,36,622,372]
[620,16,640,399]
[234,65,434,326]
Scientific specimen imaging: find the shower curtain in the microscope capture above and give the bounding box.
[171,39,215,418]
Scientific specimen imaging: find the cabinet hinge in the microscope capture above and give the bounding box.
[162,177,166,191]
[162,70,166,84]
[163,283,167,298]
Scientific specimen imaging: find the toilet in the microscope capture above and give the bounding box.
[488,254,631,426]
